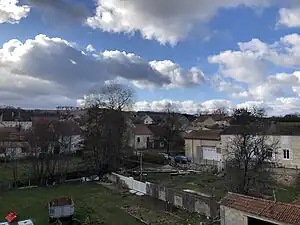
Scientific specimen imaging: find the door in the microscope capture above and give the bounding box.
[248,217,277,225]
[202,146,221,161]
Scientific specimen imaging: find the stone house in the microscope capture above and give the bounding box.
[128,124,153,149]
[0,109,32,130]
[220,192,300,225]
[184,130,222,164]
[192,115,231,129]
[0,127,29,158]
[221,123,300,169]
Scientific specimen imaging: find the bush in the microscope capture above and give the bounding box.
[141,152,166,165]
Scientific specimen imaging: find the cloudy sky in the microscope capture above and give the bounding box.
[1,0,300,115]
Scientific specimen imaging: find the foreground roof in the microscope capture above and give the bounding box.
[220,192,300,225]
[183,130,221,141]
[222,123,300,136]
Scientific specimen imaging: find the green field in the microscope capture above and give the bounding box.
[0,183,143,224]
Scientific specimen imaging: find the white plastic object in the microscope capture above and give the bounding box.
[18,219,34,225]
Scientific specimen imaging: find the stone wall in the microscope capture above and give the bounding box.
[108,173,219,218]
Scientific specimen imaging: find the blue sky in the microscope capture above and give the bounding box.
[1,0,300,115]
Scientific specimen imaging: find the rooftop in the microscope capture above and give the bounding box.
[222,123,300,136]
[220,192,300,225]
[132,124,153,135]
[183,130,221,140]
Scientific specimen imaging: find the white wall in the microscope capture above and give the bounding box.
[134,134,152,149]
[109,173,147,194]
[221,134,300,169]
[185,139,222,164]
[143,116,153,124]
[0,147,26,159]
[0,121,32,130]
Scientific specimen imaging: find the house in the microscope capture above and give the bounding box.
[184,130,222,164]
[0,127,29,158]
[128,124,153,149]
[192,115,231,129]
[141,115,154,124]
[221,123,300,169]
[147,125,166,149]
[220,192,300,225]
[0,109,32,130]
[57,120,83,153]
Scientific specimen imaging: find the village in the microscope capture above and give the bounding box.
[1,82,300,224]
[2,1,300,224]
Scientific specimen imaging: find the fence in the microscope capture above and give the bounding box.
[107,173,219,218]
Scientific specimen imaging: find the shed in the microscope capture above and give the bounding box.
[220,192,300,225]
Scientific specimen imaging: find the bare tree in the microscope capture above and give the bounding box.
[212,107,228,116]
[87,81,134,111]
[161,104,183,156]
[82,82,134,178]
[27,120,72,185]
[224,107,278,196]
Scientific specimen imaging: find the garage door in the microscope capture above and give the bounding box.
[202,146,221,161]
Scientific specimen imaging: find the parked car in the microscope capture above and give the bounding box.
[174,155,191,164]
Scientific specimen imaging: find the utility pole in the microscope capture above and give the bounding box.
[139,151,143,181]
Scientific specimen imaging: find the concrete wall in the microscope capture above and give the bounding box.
[221,135,300,169]
[220,205,289,225]
[185,139,222,164]
[108,173,219,218]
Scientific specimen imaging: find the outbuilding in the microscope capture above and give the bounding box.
[220,192,300,225]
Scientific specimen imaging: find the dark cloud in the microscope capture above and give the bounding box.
[26,0,90,22]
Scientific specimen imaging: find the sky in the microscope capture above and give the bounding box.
[1,0,300,115]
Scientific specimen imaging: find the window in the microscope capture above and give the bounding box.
[283,149,290,159]
[267,148,273,158]
[137,137,140,143]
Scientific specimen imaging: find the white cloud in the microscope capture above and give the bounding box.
[134,98,300,116]
[0,0,30,24]
[209,34,300,101]
[0,34,205,107]
[149,60,205,88]
[134,99,233,114]
[208,50,266,83]
[86,0,275,45]
[86,44,95,52]
[209,34,300,83]
[278,7,300,28]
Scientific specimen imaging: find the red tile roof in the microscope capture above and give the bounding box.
[220,192,300,225]
[133,124,153,135]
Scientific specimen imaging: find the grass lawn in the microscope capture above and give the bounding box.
[0,157,84,182]
[146,172,229,200]
[0,183,144,225]
[145,172,300,202]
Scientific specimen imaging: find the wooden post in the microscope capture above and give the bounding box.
[140,152,143,181]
